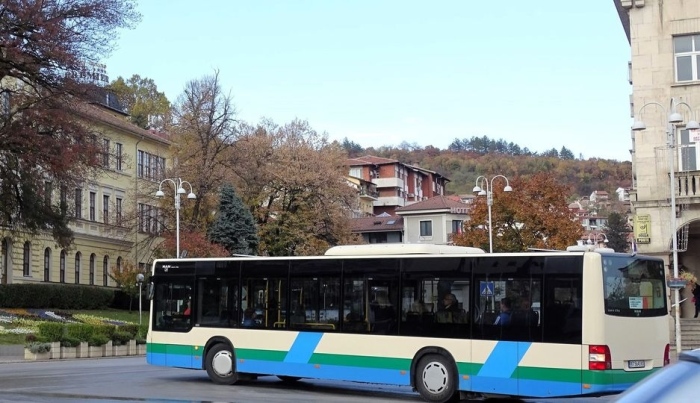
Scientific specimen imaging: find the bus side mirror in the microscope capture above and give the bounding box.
[148,282,155,300]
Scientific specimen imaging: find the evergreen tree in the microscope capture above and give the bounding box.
[605,212,631,252]
[208,184,259,255]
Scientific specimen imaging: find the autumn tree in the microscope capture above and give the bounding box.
[605,211,631,252]
[109,259,144,311]
[454,173,583,252]
[107,74,170,130]
[208,184,259,255]
[154,229,228,259]
[0,0,139,247]
[232,119,361,256]
[168,70,239,230]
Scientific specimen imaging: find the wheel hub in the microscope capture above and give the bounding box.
[422,361,448,393]
[211,351,233,377]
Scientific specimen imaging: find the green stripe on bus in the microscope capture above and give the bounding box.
[457,362,483,375]
[518,366,582,383]
[310,353,410,370]
[147,343,203,357]
[235,348,288,362]
[582,368,657,385]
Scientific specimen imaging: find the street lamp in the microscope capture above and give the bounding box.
[155,178,196,259]
[136,273,145,326]
[586,233,609,247]
[632,97,700,354]
[473,175,513,253]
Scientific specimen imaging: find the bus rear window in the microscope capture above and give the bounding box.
[603,256,667,317]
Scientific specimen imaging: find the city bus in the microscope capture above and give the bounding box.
[145,244,670,402]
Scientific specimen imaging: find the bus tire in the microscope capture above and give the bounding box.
[205,344,237,385]
[414,354,458,403]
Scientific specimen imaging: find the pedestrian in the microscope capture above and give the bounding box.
[693,282,700,318]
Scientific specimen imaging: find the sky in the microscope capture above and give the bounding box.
[104,1,633,161]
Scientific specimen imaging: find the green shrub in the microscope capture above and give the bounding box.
[26,342,52,354]
[0,284,114,309]
[120,324,139,338]
[65,323,93,342]
[38,322,65,342]
[93,324,116,339]
[25,334,38,343]
[135,337,147,345]
[60,336,81,348]
[111,330,132,346]
[136,324,148,339]
[87,334,109,347]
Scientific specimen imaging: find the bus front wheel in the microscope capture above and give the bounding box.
[415,354,458,403]
[205,344,237,385]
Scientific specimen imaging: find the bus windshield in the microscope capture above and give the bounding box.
[602,255,667,317]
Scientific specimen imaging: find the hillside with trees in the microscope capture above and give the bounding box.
[342,137,632,199]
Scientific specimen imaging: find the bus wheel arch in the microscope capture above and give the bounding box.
[203,337,237,385]
[411,347,459,403]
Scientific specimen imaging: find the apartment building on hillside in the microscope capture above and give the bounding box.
[614,0,700,292]
[0,92,172,286]
[347,155,449,216]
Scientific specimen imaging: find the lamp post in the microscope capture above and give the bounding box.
[473,175,513,253]
[136,273,145,326]
[155,178,196,259]
[632,97,700,354]
[587,233,609,248]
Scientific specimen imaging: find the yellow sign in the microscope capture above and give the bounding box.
[634,214,651,244]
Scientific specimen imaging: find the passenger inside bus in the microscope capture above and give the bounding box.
[494,298,512,326]
[370,290,396,334]
[242,307,257,327]
[511,294,538,326]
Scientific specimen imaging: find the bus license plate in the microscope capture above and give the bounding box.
[628,360,645,369]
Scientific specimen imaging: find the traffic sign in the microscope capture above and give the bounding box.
[480,281,494,296]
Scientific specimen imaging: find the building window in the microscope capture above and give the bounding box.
[44,248,51,282]
[103,256,109,286]
[674,35,700,82]
[89,192,96,221]
[75,252,81,284]
[103,195,109,224]
[451,220,463,234]
[89,254,96,285]
[420,220,433,237]
[116,198,123,226]
[75,188,82,219]
[44,181,52,206]
[115,143,123,171]
[59,250,66,283]
[680,128,698,171]
[137,150,144,177]
[59,186,68,214]
[117,256,123,273]
[102,138,110,168]
[23,241,30,277]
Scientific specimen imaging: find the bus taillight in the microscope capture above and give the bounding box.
[588,345,611,370]
[663,344,670,366]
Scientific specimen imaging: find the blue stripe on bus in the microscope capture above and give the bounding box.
[147,352,199,369]
[477,341,531,378]
[516,378,582,397]
[284,332,323,363]
[238,359,410,385]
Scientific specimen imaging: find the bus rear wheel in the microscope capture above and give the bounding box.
[205,344,237,385]
[415,354,458,403]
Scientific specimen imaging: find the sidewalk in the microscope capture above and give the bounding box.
[0,345,24,363]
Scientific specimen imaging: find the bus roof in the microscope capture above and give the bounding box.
[324,244,486,256]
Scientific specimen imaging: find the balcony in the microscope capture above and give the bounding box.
[374,177,404,189]
[359,186,379,200]
[674,170,700,203]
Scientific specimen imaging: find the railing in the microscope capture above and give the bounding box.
[675,170,700,199]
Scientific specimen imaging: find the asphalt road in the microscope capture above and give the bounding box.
[0,357,617,403]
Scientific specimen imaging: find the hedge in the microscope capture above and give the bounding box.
[0,284,114,309]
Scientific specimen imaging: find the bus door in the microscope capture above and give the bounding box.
[151,276,195,368]
[240,260,288,329]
